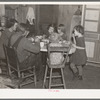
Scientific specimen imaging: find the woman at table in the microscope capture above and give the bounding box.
[0,18,18,59]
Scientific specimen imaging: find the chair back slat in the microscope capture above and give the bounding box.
[4,45,19,71]
[47,44,70,66]
[48,46,69,52]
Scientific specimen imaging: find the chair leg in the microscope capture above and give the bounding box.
[17,77,22,89]
[43,65,48,88]
[6,66,9,76]
[34,74,36,87]
[34,66,36,87]
[21,72,24,78]
[49,68,52,89]
[18,70,21,78]
[0,67,2,74]
[18,84,21,89]
[18,71,21,88]
[8,66,12,77]
[61,68,66,89]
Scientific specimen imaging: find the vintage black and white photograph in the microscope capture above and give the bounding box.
[0,3,100,90]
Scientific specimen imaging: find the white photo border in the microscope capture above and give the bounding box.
[0,1,100,99]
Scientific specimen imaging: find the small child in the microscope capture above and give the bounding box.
[69,25,87,80]
[48,24,59,43]
[57,24,66,40]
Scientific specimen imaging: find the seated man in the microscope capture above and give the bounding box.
[0,18,18,59]
[9,23,41,80]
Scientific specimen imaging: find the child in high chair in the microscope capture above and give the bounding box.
[69,25,87,80]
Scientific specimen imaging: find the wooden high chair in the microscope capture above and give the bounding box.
[43,44,70,89]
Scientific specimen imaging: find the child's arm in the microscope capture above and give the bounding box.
[72,44,85,49]
[72,34,76,44]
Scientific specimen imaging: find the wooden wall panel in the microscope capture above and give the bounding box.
[35,5,59,35]
[85,41,95,58]
[39,5,54,24]
[58,5,81,40]
[82,5,100,63]
[0,5,5,16]
[17,5,36,23]
[5,8,15,19]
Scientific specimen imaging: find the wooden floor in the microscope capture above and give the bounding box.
[22,64,100,89]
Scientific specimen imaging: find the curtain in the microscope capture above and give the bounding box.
[0,5,5,16]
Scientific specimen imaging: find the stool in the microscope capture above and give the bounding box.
[43,62,66,89]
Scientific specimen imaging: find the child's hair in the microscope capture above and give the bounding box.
[73,25,84,35]
[47,23,58,33]
[58,24,65,33]
[58,24,65,27]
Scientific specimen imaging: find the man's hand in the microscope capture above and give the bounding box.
[34,37,40,43]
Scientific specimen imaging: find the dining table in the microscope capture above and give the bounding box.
[40,40,71,52]
[31,36,71,66]
[40,39,71,66]
[31,37,71,80]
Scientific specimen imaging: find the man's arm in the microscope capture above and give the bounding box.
[23,38,40,54]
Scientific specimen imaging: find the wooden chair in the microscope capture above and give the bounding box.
[3,45,36,88]
[43,44,70,89]
[0,58,7,74]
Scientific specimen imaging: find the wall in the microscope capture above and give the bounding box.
[5,5,15,20]
[35,5,59,35]
[82,5,100,64]
[0,5,5,16]
[5,5,81,38]
[17,5,36,23]
[58,5,81,40]
[24,5,81,37]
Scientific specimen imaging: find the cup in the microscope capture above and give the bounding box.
[40,42,44,48]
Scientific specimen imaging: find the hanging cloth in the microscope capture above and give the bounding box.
[0,5,5,16]
[26,7,35,25]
